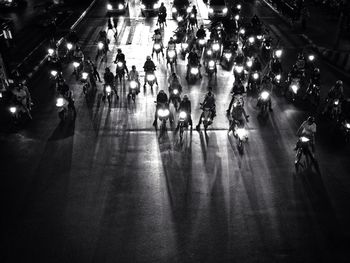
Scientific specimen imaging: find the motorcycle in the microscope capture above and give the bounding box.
[115,61,126,82]
[247,71,260,92]
[261,38,272,61]
[206,60,217,81]
[294,136,317,172]
[304,83,320,108]
[166,49,177,70]
[330,99,342,122]
[178,110,189,140]
[188,13,197,29]
[56,96,69,122]
[211,41,221,61]
[257,90,270,116]
[180,42,190,60]
[188,65,200,84]
[169,87,181,111]
[104,84,113,107]
[81,72,92,97]
[72,61,81,80]
[128,80,139,102]
[230,119,248,153]
[156,102,170,131]
[157,12,166,28]
[287,78,300,102]
[145,72,157,88]
[197,37,206,52]
[153,42,162,59]
[200,103,213,132]
[233,64,246,83]
[340,120,350,142]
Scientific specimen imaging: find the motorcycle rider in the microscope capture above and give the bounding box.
[257,76,273,111]
[166,37,177,65]
[103,67,118,100]
[168,73,182,91]
[152,29,165,57]
[295,116,317,157]
[143,56,158,88]
[227,79,245,113]
[228,98,249,135]
[196,25,206,39]
[251,56,262,72]
[73,45,84,62]
[196,86,216,131]
[128,65,140,93]
[177,94,193,129]
[114,48,129,74]
[322,80,344,115]
[304,67,321,99]
[158,2,167,26]
[269,57,283,76]
[153,90,171,127]
[11,82,32,119]
[295,52,306,74]
[287,64,302,83]
[186,48,202,79]
[188,5,198,28]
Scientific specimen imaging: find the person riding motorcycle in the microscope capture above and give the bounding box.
[287,65,302,83]
[257,76,273,111]
[270,58,283,75]
[11,83,32,119]
[295,52,306,73]
[196,87,216,131]
[128,65,140,93]
[158,3,167,26]
[114,48,129,74]
[168,73,182,92]
[166,37,177,63]
[304,67,321,96]
[103,67,116,99]
[196,25,206,39]
[152,29,164,57]
[251,56,262,72]
[143,56,158,88]
[188,5,198,28]
[177,94,192,129]
[322,80,344,115]
[296,116,317,154]
[227,79,245,113]
[186,49,202,79]
[73,46,84,62]
[153,90,171,127]
[228,98,249,135]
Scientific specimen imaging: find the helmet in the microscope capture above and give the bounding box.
[170,37,173,40]
[161,2,164,5]
[335,80,343,87]
[132,65,136,70]
[172,72,177,77]
[208,86,213,92]
[183,94,189,100]
[105,67,110,72]
[313,68,320,74]
[307,116,315,123]
[147,56,151,60]
[200,25,204,29]
[117,49,122,53]
[159,90,165,94]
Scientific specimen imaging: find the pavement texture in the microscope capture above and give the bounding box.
[262,0,350,74]
[1,0,350,262]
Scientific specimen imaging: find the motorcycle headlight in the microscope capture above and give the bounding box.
[48,48,54,56]
[257,35,262,40]
[291,84,299,94]
[9,106,17,114]
[223,7,228,14]
[173,89,179,95]
[158,109,170,117]
[66,43,73,50]
[73,62,80,68]
[345,123,350,129]
[236,128,247,139]
[239,28,245,34]
[56,98,64,107]
[154,43,161,50]
[246,60,253,68]
[130,81,137,89]
[275,49,283,58]
[212,43,220,51]
[234,15,239,20]
[107,4,112,10]
[260,91,269,100]
[117,62,123,67]
[181,43,188,49]
[308,54,315,61]
[224,53,232,60]
[253,72,259,79]
[190,67,199,75]
[276,74,281,80]
[168,50,175,57]
[235,66,243,73]
[177,16,183,22]
[187,7,191,13]
[248,36,255,43]
[207,50,213,56]
[141,4,145,9]
[208,60,215,67]
[190,14,195,18]
[334,99,339,105]
[199,39,205,45]
[51,70,58,77]
[208,8,214,14]
[179,111,187,120]
[98,42,104,49]
[106,85,112,93]
[118,4,124,10]
[172,7,177,13]
[300,136,310,143]
[147,74,155,81]
[82,72,88,79]
[237,4,241,10]
[153,3,160,9]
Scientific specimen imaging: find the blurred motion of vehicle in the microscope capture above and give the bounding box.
[106,0,129,14]
[140,0,160,16]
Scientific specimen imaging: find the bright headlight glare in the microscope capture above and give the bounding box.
[246,60,252,67]
[291,84,298,93]
[209,8,213,13]
[212,43,220,51]
[261,91,269,100]
[300,136,310,142]
[56,98,64,107]
[208,60,215,67]
[130,81,137,89]
[224,53,232,60]
[48,48,54,55]
[82,72,88,79]
[73,62,80,68]
[106,86,112,93]
[235,66,243,73]
[117,62,123,67]
[147,74,155,81]
[66,43,73,50]
[118,4,124,10]
[51,70,58,77]
[9,106,17,113]
[107,4,112,10]
[172,7,177,13]
[179,111,187,119]
[253,73,259,79]
[98,42,104,49]
[223,7,228,14]
[190,67,199,74]
[248,37,255,43]
[236,128,247,139]
[158,109,169,117]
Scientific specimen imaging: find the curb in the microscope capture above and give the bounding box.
[16,0,98,83]
[260,0,350,74]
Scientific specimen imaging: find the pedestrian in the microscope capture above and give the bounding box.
[107,17,114,35]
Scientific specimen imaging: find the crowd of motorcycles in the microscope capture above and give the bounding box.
[0,1,349,172]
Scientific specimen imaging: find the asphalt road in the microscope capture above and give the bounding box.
[1,0,350,262]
